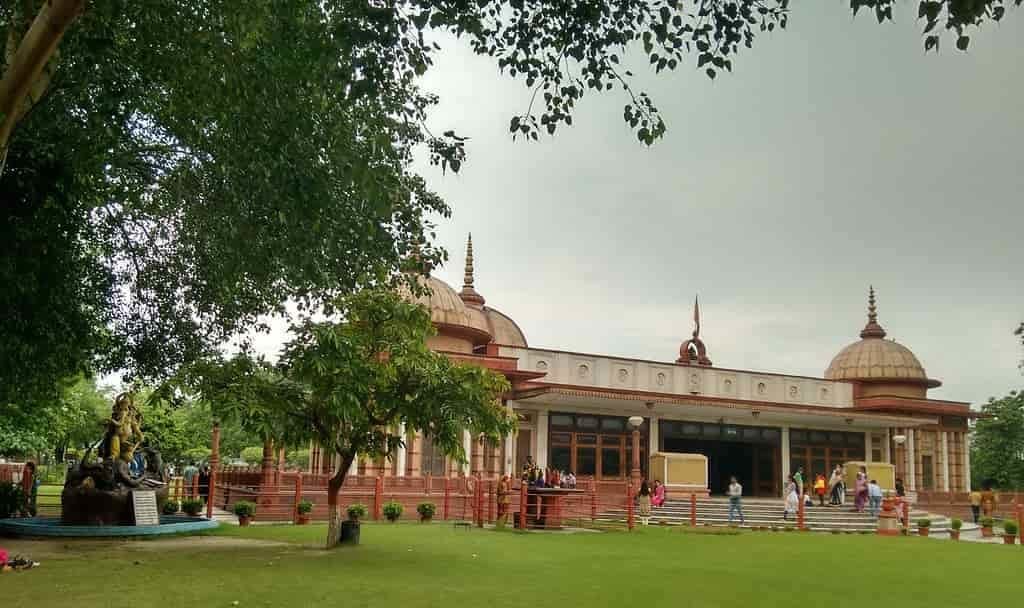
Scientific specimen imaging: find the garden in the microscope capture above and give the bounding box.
[4,522,1023,607]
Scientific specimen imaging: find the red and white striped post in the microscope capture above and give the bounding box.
[690,493,697,527]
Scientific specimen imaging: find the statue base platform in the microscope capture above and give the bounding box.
[0,515,218,538]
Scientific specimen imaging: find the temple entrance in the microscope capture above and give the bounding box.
[660,421,780,497]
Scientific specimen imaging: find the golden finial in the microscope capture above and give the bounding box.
[459,233,485,307]
[860,285,886,339]
[463,233,475,289]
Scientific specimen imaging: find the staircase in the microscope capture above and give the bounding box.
[599,497,971,534]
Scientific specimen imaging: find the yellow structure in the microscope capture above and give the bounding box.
[843,461,896,492]
[649,452,709,496]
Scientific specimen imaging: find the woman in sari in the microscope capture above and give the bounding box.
[853,466,868,512]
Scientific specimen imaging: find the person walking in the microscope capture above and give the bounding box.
[968,488,982,523]
[793,467,805,500]
[867,479,883,517]
[853,466,868,513]
[496,473,511,526]
[813,473,827,506]
[783,475,799,521]
[637,480,652,526]
[183,461,198,498]
[829,466,843,506]
[728,476,745,526]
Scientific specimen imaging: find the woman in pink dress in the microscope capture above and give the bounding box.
[651,479,666,508]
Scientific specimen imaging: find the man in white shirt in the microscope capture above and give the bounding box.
[728,476,744,525]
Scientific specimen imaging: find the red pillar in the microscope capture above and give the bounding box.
[293,473,303,524]
[590,486,597,522]
[476,475,484,528]
[797,492,806,530]
[487,480,495,523]
[626,483,635,531]
[902,501,910,534]
[519,482,527,530]
[206,423,220,518]
[630,427,642,485]
[373,475,383,520]
[690,493,697,527]
[443,477,450,520]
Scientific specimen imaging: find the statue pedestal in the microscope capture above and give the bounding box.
[877,496,899,536]
[526,488,584,530]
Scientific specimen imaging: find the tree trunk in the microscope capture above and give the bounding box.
[325,451,356,548]
[0,0,86,177]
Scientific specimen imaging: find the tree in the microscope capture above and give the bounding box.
[970,390,1024,490]
[185,290,513,547]
[0,375,107,459]
[2,1,1017,419]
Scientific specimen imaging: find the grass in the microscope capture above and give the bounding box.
[3,523,1021,608]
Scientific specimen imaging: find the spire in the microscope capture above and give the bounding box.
[677,293,712,366]
[459,233,485,307]
[693,294,701,338]
[859,285,887,339]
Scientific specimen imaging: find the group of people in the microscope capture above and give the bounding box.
[182,461,213,500]
[783,465,899,519]
[635,479,666,525]
[520,457,577,490]
[968,486,998,523]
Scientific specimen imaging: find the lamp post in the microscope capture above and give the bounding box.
[628,416,644,485]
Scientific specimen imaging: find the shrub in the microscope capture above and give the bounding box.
[980,517,995,528]
[297,500,313,515]
[0,482,25,519]
[162,500,180,515]
[950,518,962,530]
[416,502,436,519]
[181,498,205,516]
[347,503,368,521]
[1003,520,1019,536]
[233,501,256,518]
[916,518,931,528]
[383,501,403,522]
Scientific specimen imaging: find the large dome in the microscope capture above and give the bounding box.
[823,287,940,389]
[483,306,528,347]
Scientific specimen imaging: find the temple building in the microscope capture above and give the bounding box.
[313,236,974,498]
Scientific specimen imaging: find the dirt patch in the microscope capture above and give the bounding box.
[0,535,289,561]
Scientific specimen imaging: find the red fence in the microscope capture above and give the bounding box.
[915,490,1024,522]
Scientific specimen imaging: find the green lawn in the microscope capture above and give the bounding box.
[3,523,1020,607]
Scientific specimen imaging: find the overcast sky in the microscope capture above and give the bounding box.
[250,4,1023,408]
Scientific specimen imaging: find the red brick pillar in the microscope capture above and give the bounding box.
[206,423,220,518]
[797,493,806,531]
[626,483,635,531]
[442,477,450,520]
[690,493,697,527]
[259,439,275,511]
[373,475,383,520]
[293,473,303,524]
[519,482,527,530]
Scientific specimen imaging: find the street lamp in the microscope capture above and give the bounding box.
[628,416,643,484]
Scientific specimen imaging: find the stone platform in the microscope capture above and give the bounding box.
[0,515,219,538]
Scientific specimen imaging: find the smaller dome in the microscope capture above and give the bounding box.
[406,276,492,343]
[484,306,528,347]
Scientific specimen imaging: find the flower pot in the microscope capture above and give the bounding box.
[340,519,360,545]
[917,527,929,537]
[950,530,960,541]
[296,514,310,525]
[981,526,993,538]
[1004,535,1016,545]
[238,515,252,527]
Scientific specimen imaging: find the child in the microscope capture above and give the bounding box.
[867,479,883,516]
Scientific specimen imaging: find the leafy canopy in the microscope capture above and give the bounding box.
[971,390,1024,490]
[185,290,514,474]
[1,0,1018,415]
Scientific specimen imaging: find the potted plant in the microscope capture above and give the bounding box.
[233,500,256,526]
[296,500,313,525]
[1002,520,1018,545]
[949,518,962,541]
[383,501,403,523]
[162,499,180,515]
[980,517,994,538]
[341,503,367,545]
[416,502,436,523]
[916,518,931,537]
[181,497,205,517]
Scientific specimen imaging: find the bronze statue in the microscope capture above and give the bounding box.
[62,390,169,525]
